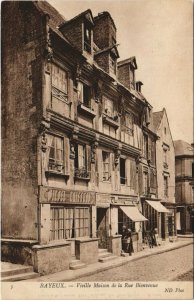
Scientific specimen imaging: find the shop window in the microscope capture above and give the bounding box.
[118,208,135,234]
[50,206,90,241]
[102,151,111,181]
[48,135,64,173]
[164,176,168,197]
[74,144,89,178]
[52,64,68,103]
[84,23,92,53]
[120,158,126,185]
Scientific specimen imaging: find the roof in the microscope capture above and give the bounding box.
[153,110,164,132]
[174,140,194,157]
[33,1,72,45]
[117,57,137,69]
[59,9,94,28]
[34,1,66,28]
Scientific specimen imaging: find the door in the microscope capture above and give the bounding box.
[161,213,166,240]
[96,208,108,248]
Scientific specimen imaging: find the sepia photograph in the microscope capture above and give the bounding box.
[1,0,193,299]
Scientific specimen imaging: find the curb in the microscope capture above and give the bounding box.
[36,241,193,282]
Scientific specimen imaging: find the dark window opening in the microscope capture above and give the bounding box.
[83,85,91,108]
[84,23,91,53]
[192,163,194,178]
[164,176,168,197]
[120,158,126,184]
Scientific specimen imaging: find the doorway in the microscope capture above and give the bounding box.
[96,208,108,249]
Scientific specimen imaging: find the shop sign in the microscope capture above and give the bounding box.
[111,196,137,206]
[39,186,96,205]
[96,194,111,207]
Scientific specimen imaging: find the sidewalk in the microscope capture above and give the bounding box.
[29,239,193,282]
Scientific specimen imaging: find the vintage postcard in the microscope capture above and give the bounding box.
[1,0,193,299]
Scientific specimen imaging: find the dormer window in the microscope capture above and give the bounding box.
[84,23,92,53]
[110,54,116,74]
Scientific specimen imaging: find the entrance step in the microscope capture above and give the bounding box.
[98,254,118,263]
[1,265,34,278]
[98,248,108,254]
[69,259,86,270]
[1,262,39,282]
[1,272,39,282]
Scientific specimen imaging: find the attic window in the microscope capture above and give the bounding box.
[110,53,116,74]
[84,23,91,53]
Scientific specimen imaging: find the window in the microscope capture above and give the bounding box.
[164,127,166,134]
[164,176,168,197]
[50,206,90,241]
[84,23,91,53]
[52,64,68,102]
[79,83,91,108]
[125,112,133,135]
[143,134,148,158]
[48,135,64,172]
[104,97,114,118]
[74,144,89,178]
[120,158,126,184]
[164,149,167,163]
[110,54,116,74]
[143,172,148,195]
[102,151,111,181]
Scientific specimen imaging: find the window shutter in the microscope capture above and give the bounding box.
[77,82,83,103]
[148,137,152,161]
[130,159,136,190]
[126,159,131,187]
[138,164,143,195]
[64,136,70,175]
[97,149,103,182]
[86,144,91,172]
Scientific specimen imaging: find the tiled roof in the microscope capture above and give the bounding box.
[153,110,164,132]
[174,140,194,157]
[33,1,71,45]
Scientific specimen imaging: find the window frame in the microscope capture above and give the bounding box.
[102,151,111,182]
[50,206,90,241]
[48,135,64,173]
[164,176,168,197]
[51,63,69,103]
[84,22,92,53]
[120,157,126,185]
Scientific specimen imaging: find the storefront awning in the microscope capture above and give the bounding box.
[120,206,147,222]
[146,200,169,213]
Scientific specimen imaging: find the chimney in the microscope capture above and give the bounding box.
[117,57,137,90]
[136,81,143,93]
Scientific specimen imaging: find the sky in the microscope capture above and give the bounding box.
[48,0,193,143]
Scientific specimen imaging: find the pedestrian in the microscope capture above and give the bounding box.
[154,228,160,246]
[150,228,157,247]
[125,228,134,256]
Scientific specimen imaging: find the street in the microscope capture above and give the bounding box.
[75,244,193,281]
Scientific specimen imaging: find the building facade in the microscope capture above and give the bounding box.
[174,140,194,234]
[153,109,176,241]
[2,1,172,275]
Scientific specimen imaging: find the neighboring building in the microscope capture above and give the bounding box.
[2,1,171,275]
[153,108,176,240]
[174,140,194,234]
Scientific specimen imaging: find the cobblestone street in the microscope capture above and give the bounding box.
[75,244,193,281]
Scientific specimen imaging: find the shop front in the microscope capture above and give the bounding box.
[142,199,170,242]
[35,186,98,274]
